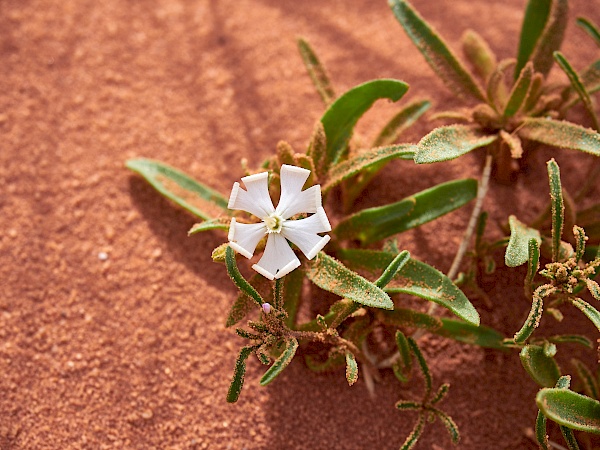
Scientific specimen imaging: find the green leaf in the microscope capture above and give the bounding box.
[435,318,505,349]
[379,308,443,332]
[554,52,600,131]
[415,125,497,163]
[188,218,230,235]
[126,158,229,220]
[586,279,600,302]
[520,344,561,388]
[579,59,600,95]
[516,0,552,77]
[399,413,426,450]
[345,352,359,386]
[569,297,600,334]
[283,269,303,328]
[577,17,600,48]
[547,159,564,262]
[395,330,413,374]
[529,0,568,77]
[375,250,411,288]
[536,410,550,450]
[305,253,394,310]
[430,383,450,405]
[260,337,299,386]
[525,238,541,298]
[514,284,556,344]
[338,249,480,325]
[321,79,409,169]
[396,401,422,411]
[225,246,264,308]
[322,144,415,193]
[461,29,497,81]
[226,291,254,328]
[297,37,335,105]
[388,0,484,102]
[503,62,533,118]
[547,335,593,349]
[518,118,600,157]
[305,353,345,372]
[373,100,431,148]
[559,425,581,450]
[335,178,477,244]
[434,409,460,445]
[537,388,600,434]
[408,337,432,398]
[226,346,254,403]
[572,358,599,400]
[505,215,542,267]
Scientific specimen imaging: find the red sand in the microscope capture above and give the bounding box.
[1,0,599,448]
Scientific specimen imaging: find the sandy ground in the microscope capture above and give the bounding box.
[1,0,599,448]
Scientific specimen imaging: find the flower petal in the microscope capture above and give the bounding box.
[228,172,274,218]
[228,218,267,259]
[281,207,331,259]
[276,165,321,219]
[252,234,301,280]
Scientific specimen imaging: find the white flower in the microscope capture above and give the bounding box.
[227,164,331,280]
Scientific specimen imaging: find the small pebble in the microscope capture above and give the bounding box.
[98,252,108,261]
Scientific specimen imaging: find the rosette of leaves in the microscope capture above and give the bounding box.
[389,0,600,182]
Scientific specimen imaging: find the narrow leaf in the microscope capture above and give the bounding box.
[260,337,299,386]
[395,330,413,374]
[126,158,229,220]
[375,250,411,288]
[434,409,460,445]
[336,178,477,244]
[537,388,600,434]
[345,352,359,386]
[586,279,600,301]
[529,0,568,77]
[577,17,600,48]
[518,118,600,157]
[548,335,593,349]
[499,130,523,159]
[305,353,345,373]
[306,253,394,310]
[520,344,561,388]
[307,122,328,181]
[225,246,264,308]
[373,99,431,147]
[322,144,415,193]
[514,284,555,344]
[547,159,564,262]
[188,218,230,235]
[461,29,497,81]
[435,318,505,349]
[536,410,550,450]
[574,226,587,263]
[321,79,409,169]
[297,37,336,105]
[226,291,254,328]
[580,60,600,95]
[389,0,485,101]
[525,238,541,299]
[226,346,254,403]
[515,0,552,78]
[505,215,541,267]
[569,297,600,334]
[559,425,582,450]
[396,401,422,411]
[431,384,450,405]
[408,337,432,397]
[554,51,600,130]
[399,413,426,450]
[503,62,533,118]
[415,125,497,163]
[283,269,303,327]
[379,308,443,332]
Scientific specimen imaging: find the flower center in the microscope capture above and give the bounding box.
[264,212,284,233]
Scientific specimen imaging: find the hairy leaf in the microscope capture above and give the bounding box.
[415,125,497,163]
[547,159,564,262]
[506,215,542,267]
[189,218,230,235]
[515,0,552,78]
[260,337,299,386]
[376,250,411,288]
[569,297,600,334]
[525,238,541,298]
[335,178,477,244]
[514,284,555,344]
[504,62,533,117]
[537,388,600,434]
[283,269,304,327]
[461,29,497,81]
[518,118,600,157]
[306,253,394,310]
[373,99,431,147]
[297,37,335,105]
[536,410,550,450]
[529,0,568,77]
[321,79,409,169]
[435,409,460,445]
[572,358,599,399]
[126,158,229,220]
[389,0,484,101]
[399,413,426,450]
[577,17,600,48]
[345,352,359,386]
[322,144,415,193]
[435,318,505,349]
[226,346,254,403]
[225,246,264,307]
[408,337,432,397]
[520,345,561,388]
